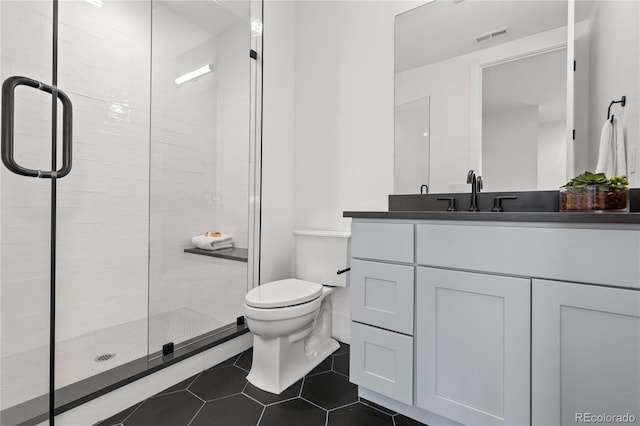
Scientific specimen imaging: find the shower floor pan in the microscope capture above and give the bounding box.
[1,307,226,410]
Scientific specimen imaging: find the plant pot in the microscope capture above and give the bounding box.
[560,186,595,211]
[595,186,629,211]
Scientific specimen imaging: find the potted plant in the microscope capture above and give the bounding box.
[595,175,629,211]
[560,171,602,211]
[560,172,629,211]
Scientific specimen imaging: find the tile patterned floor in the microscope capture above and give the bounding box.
[95,343,427,426]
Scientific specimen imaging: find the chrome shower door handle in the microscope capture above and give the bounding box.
[1,75,72,178]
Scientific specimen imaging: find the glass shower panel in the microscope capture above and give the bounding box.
[148,0,251,355]
[0,1,54,413]
[54,0,151,383]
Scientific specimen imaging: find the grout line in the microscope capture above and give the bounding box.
[201,391,245,404]
[299,377,306,397]
[119,400,145,424]
[187,388,206,403]
[327,400,359,412]
[262,395,300,407]
[325,410,329,426]
[184,371,202,390]
[155,388,191,398]
[255,405,266,426]
[332,370,350,380]
[185,400,206,426]
[235,363,250,373]
[359,398,398,416]
[242,392,266,407]
[299,396,329,412]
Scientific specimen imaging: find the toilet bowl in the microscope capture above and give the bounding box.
[243,230,350,394]
[244,279,339,394]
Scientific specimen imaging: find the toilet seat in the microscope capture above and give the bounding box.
[245,279,323,309]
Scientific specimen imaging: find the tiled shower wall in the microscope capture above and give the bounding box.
[1,0,151,356]
[148,3,249,329]
[1,0,250,358]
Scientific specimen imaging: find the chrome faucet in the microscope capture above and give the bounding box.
[467,169,480,211]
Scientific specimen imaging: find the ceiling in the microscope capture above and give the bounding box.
[395,0,568,73]
[482,47,567,123]
[159,0,249,38]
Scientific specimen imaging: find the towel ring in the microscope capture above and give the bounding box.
[607,96,626,120]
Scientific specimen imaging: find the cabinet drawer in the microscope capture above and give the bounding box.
[350,259,414,334]
[350,322,413,405]
[416,223,640,288]
[351,221,414,263]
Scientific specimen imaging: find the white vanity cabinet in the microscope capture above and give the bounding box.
[347,218,640,426]
[416,267,530,426]
[532,279,640,426]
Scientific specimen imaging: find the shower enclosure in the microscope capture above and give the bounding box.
[0,0,262,423]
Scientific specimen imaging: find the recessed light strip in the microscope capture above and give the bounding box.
[175,64,213,85]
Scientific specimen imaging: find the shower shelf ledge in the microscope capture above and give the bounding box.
[184,247,248,263]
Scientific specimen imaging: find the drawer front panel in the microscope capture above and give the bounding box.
[350,322,413,405]
[351,221,414,263]
[350,259,414,334]
[416,223,640,288]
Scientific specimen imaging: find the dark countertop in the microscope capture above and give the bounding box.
[343,210,640,224]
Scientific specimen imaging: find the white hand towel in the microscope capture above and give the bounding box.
[191,234,233,246]
[613,116,627,176]
[595,119,614,177]
[196,242,234,251]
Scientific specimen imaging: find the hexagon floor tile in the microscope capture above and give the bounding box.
[189,394,263,426]
[189,364,248,401]
[122,391,202,426]
[259,398,327,426]
[96,342,429,426]
[327,402,394,426]
[301,371,358,410]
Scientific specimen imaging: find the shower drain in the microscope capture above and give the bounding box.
[94,353,116,362]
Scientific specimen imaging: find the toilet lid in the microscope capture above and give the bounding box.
[245,279,323,308]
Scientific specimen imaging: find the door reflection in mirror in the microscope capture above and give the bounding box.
[395,96,430,194]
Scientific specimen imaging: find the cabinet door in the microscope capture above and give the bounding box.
[416,267,530,426]
[350,322,414,405]
[532,279,640,426]
[350,259,414,334]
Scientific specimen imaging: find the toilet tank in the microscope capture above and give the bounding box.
[294,230,351,287]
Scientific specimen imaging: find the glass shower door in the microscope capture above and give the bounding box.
[2,1,153,421]
[53,0,152,386]
[1,0,56,419]
[148,0,252,355]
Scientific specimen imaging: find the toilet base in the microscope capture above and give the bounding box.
[247,334,339,394]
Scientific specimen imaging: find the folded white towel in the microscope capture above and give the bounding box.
[191,234,233,246]
[196,242,233,251]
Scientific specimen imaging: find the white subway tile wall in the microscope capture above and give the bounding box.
[1,0,252,408]
[147,3,250,352]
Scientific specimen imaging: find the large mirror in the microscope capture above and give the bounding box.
[395,0,640,193]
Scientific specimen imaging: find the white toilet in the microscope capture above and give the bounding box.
[244,230,350,394]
